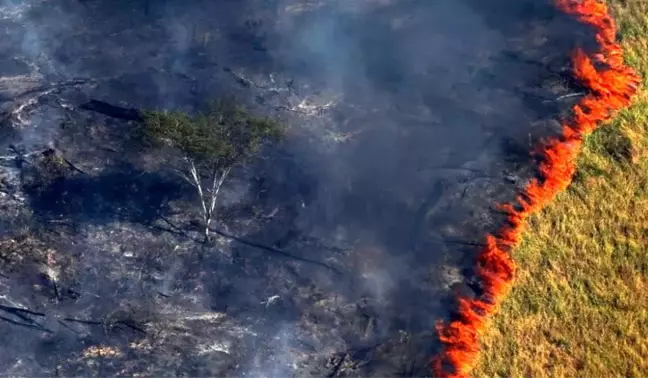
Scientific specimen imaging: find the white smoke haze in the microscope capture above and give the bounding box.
[244,324,302,378]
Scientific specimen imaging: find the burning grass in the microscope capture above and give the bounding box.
[431,0,644,377]
[471,0,648,377]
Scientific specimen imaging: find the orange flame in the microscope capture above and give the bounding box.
[431,1,641,377]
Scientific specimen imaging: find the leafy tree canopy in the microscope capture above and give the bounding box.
[140,99,284,171]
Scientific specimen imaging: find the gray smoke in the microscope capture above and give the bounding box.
[0,0,584,376]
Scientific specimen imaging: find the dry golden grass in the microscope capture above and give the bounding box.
[473,1,648,377]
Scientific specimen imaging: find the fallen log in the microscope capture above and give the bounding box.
[79,100,143,122]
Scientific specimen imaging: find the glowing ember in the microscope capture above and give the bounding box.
[430,1,641,377]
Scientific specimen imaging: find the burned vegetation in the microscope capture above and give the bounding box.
[0,98,294,376]
[0,0,601,376]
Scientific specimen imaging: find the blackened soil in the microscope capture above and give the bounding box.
[0,0,592,376]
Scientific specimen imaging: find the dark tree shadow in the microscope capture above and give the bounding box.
[24,161,188,227]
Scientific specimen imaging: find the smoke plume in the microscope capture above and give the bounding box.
[0,0,618,376]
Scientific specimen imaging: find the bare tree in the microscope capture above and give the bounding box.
[140,100,283,242]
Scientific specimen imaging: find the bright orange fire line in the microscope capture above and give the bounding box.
[430,1,641,377]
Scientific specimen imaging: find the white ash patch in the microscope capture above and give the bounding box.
[440,266,463,290]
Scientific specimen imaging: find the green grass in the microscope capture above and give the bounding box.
[473,1,648,377]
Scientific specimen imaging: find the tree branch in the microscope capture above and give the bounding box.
[211,227,342,274]
[0,314,52,333]
[209,166,230,216]
[172,167,196,188]
[187,158,208,222]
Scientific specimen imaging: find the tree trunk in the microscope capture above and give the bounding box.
[184,161,231,244]
[203,218,212,243]
[203,167,230,244]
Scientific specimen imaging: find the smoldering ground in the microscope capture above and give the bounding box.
[0,0,593,376]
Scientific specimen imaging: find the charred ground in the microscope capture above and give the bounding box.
[0,0,597,376]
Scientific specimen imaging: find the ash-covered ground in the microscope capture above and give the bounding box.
[0,0,594,376]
